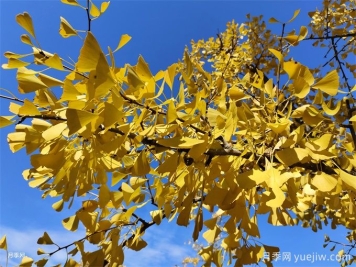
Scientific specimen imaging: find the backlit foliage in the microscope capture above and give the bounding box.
[0,0,355,266]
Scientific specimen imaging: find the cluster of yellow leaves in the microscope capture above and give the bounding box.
[1,0,355,266]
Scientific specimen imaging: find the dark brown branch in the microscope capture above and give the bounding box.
[0,95,24,103]
[277,23,286,91]
[304,33,356,41]
[17,114,67,123]
[86,0,91,32]
[48,224,131,256]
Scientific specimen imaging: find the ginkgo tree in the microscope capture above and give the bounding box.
[0,0,355,266]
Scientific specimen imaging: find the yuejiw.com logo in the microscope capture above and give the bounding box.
[263,251,352,264]
[293,252,351,264]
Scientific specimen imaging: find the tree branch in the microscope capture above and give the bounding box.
[86,0,91,32]
[303,33,356,41]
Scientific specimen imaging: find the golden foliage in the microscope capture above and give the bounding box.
[1,0,355,266]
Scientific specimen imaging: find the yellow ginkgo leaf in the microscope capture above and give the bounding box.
[61,0,80,6]
[114,34,132,52]
[59,17,77,38]
[94,52,115,98]
[267,119,290,134]
[269,17,279,23]
[76,32,103,72]
[101,1,110,13]
[166,99,177,123]
[287,9,300,23]
[19,256,34,267]
[44,54,64,70]
[3,51,32,59]
[157,136,205,148]
[127,238,147,251]
[29,177,50,188]
[99,184,111,208]
[16,12,36,38]
[136,55,153,82]
[90,0,101,17]
[165,63,177,90]
[321,98,341,116]
[311,172,337,192]
[293,77,310,98]
[19,99,41,116]
[269,48,283,63]
[0,116,15,128]
[229,86,247,101]
[17,68,48,93]
[150,210,163,225]
[20,34,33,46]
[77,211,98,232]
[102,102,123,129]
[284,26,308,45]
[132,151,150,176]
[62,215,79,231]
[0,235,7,250]
[312,70,339,96]
[42,123,67,141]
[59,79,81,101]
[37,232,54,245]
[52,199,64,212]
[306,133,333,151]
[275,148,310,166]
[337,169,356,190]
[82,200,98,212]
[66,108,99,135]
[121,182,134,205]
[350,115,356,122]
[38,73,64,88]
[2,58,30,69]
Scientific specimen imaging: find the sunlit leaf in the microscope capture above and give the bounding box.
[16,12,36,38]
[52,199,64,212]
[90,0,101,17]
[127,238,147,251]
[0,116,15,128]
[62,215,79,231]
[136,55,153,82]
[165,63,177,90]
[275,148,310,166]
[2,58,30,69]
[0,235,7,250]
[269,48,283,63]
[59,17,77,38]
[312,70,339,96]
[17,68,48,93]
[337,169,356,190]
[269,17,279,23]
[287,9,300,23]
[66,108,99,135]
[157,136,205,148]
[114,34,132,52]
[61,0,80,6]
[19,99,41,116]
[18,257,35,267]
[44,54,64,70]
[311,172,337,192]
[101,1,110,13]
[76,32,103,72]
[37,232,54,245]
[132,150,150,176]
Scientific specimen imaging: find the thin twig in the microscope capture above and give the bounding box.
[86,0,91,32]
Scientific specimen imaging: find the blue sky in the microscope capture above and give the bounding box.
[0,0,350,266]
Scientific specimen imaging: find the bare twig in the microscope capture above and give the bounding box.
[86,0,91,32]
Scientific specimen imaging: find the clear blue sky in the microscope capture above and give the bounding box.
[0,1,349,266]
